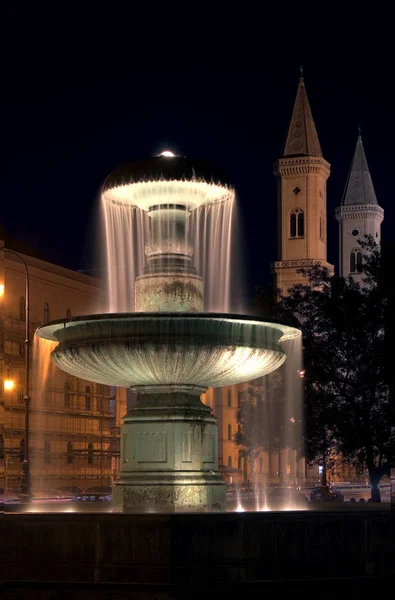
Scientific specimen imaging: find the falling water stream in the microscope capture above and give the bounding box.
[102,193,242,313]
[31,337,57,492]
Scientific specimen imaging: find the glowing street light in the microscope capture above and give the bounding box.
[4,379,15,391]
[159,150,175,157]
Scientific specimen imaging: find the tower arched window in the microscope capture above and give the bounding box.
[297,211,304,237]
[44,302,50,324]
[350,252,355,273]
[85,385,92,411]
[227,455,232,467]
[227,390,231,407]
[320,216,324,241]
[44,440,50,464]
[20,296,26,321]
[290,209,304,238]
[290,213,296,238]
[350,249,362,274]
[87,442,94,465]
[356,252,363,272]
[64,381,71,407]
[67,441,73,464]
[227,424,232,441]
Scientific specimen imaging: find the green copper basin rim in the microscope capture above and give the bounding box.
[35,312,301,389]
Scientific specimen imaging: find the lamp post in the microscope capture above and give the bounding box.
[4,249,31,499]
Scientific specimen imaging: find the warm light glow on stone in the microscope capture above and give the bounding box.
[4,379,14,391]
[0,284,4,296]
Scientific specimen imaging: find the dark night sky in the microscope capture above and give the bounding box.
[3,7,394,302]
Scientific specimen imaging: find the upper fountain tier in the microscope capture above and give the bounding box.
[102,155,234,210]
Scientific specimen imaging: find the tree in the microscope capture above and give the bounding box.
[265,236,394,501]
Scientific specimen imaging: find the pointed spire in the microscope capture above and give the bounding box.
[283,75,323,158]
[342,131,378,206]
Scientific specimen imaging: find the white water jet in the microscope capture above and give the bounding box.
[102,182,243,313]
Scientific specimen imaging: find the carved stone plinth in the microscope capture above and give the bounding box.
[112,386,226,511]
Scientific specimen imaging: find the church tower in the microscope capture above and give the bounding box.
[273,75,333,293]
[335,131,384,279]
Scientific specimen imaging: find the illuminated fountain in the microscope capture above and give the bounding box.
[36,153,300,511]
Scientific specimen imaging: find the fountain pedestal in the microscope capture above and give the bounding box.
[112,386,226,510]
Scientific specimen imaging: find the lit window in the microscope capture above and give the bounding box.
[44,302,49,324]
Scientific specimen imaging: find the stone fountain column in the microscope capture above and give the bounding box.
[112,203,226,511]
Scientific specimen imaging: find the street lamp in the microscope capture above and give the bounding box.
[4,249,31,499]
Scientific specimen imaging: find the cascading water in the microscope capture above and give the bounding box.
[191,198,243,313]
[233,336,305,511]
[31,336,57,491]
[102,181,242,313]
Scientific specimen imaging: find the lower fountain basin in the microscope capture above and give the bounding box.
[36,312,300,388]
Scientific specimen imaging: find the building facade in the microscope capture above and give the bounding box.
[0,239,127,494]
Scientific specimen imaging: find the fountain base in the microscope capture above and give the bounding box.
[112,386,226,511]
